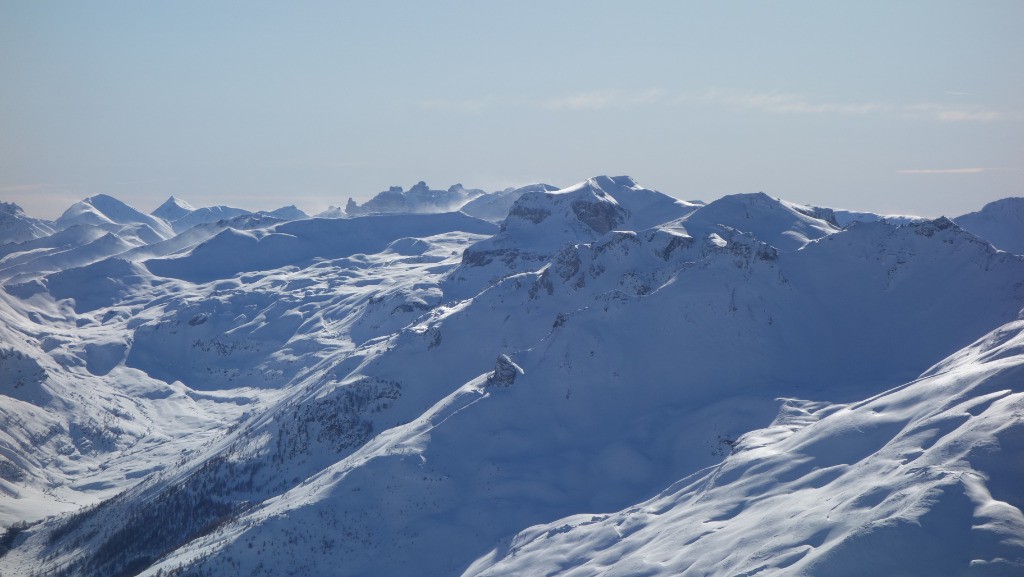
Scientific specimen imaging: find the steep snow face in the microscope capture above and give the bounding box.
[460,184,560,222]
[0,203,54,246]
[346,182,486,215]
[467,322,1024,577]
[151,196,196,222]
[955,197,1024,254]
[54,194,174,239]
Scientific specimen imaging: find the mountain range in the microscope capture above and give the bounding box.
[0,178,1022,577]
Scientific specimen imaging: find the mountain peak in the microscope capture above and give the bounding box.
[54,194,173,238]
[954,197,1024,254]
[586,175,639,191]
[0,201,26,217]
[979,196,1024,215]
[0,201,54,244]
[680,192,839,251]
[152,196,196,221]
[346,181,485,216]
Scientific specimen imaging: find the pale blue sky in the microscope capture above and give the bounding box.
[2,1,1022,219]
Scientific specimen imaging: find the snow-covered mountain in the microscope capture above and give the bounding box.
[55,194,174,239]
[459,183,560,221]
[955,197,1024,254]
[151,196,196,222]
[150,196,309,234]
[0,203,54,246]
[830,208,926,227]
[467,321,1024,577]
[345,181,486,215]
[315,205,347,218]
[1,179,1023,577]
[163,204,250,233]
[257,205,309,221]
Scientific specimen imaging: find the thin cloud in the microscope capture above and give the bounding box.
[542,89,666,111]
[418,89,668,113]
[710,91,891,115]
[897,167,1016,175]
[696,90,1012,123]
[543,91,617,111]
[901,103,1006,123]
[417,96,500,113]
[0,182,56,193]
[415,88,1017,123]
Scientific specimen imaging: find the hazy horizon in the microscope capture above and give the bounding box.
[3,175,1016,222]
[2,1,1022,220]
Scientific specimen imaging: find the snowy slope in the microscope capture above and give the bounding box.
[54,194,174,239]
[460,184,559,222]
[0,203,54,246]
[258,205,309,221]
[0,270,260,530]
[446,176,699,298]
[955,197,1024,254]
[166,205,251,233]
[0,232,138,283]
[74,213,1019,577]
[151,196,196,222]
[2,183,1024,577]
[831,208,927,227]
[315,205,347,218]
[146,212,497,283]
[467,321,1024,577]
[678,191,839,251]
[151,196,309,233]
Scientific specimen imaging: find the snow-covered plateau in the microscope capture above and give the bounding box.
[0,178,1022,577]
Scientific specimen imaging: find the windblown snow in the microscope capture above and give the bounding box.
[0,178,1022,577]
